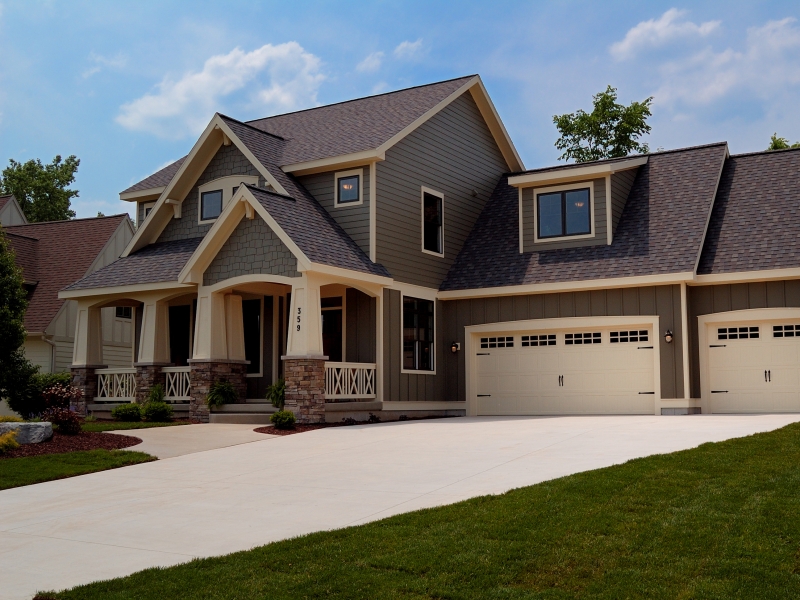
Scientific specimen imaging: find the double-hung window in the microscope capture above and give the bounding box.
[422,188,443,255]
[200,189,223,221]
[403,296,434,371]
[537,187,591,239]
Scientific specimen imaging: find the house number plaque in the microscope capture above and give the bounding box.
[297,306,301,331]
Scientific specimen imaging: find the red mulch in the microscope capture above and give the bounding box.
[253,423,351,436]
[1,431,142,459]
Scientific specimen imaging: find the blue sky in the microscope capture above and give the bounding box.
[1,1,800,219]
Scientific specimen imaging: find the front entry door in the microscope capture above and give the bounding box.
[321,296,343,362]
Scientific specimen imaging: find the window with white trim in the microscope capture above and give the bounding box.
[403,296,434,371]
[537,187,591,239]
[334,169,363,207]
[422,188,443,255]
[200,189,223,221]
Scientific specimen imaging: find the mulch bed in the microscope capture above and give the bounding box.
[0,431,142,459]
[253,423,345,436]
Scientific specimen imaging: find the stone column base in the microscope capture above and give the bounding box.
[134,364,168,404]
[70,365,106,416]
[283,357,326,424]
[188,361,248,423]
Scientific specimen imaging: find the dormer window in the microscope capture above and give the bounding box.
[536,186,592,240]
[200,190,223,221]
[334,169,363,207]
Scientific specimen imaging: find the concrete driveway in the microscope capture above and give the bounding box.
[3,414,800,599]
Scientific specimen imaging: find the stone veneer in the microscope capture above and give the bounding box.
[70,366,106,416]
[188,361,248,423]
[134,364,167,403]
[283,358,326,424]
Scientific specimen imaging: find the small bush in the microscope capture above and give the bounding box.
[206,380,238,408]
[342,417,357,426]
[0,415,23,423]
[147,383,166,404]
[0,430,19,453]
[266,379,286,409]
[42,407,82,435]
[111,403,142,422]
[6,370,72,418]
[142,401,173,422]
[42,383,83,410]
[367,413,381,424]
[270,410,296,430]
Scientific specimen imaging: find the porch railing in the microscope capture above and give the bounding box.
[95,368,137,403]
[163,366,191,403]
[324,362,377,400]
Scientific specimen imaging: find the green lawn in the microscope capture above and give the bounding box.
[0,450,154,491]
[81,421,189,433]
[36,422,800,599]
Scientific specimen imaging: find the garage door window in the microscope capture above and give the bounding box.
[521,334,556,347]
[403,297,434,371]
[480,336,514,348]
[565,332,601,345]
[718,326,759,340]
[610,330,648,343]
[773,325,800,337]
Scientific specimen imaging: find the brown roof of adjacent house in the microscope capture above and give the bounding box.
[5,231,39,283]
[441,143,728,291]
[5,215,130,332]
[0,194,13,210]
[698,148,800,275]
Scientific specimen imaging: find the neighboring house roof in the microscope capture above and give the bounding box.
[441,143,728,291]
[698,148,800,275]
[0,194,29,226]
[5,215,130,332]
[120,157,186,195]
[5,231,38,283]
[0,194,11,211]
[67,237,202,290]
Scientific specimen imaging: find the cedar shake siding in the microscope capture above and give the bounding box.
[375,92,510,289]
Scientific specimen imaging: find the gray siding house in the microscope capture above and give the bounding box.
[61,75,800,423]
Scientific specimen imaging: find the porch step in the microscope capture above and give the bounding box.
[212,403,278,414]
[209,402,276,424]
[209,413,274,424]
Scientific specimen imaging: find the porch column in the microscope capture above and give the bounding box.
[283,273,327,423]
[70,301,106,416]
[134,297,170,403]
[189,288,247,422]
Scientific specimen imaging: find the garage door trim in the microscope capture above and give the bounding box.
[698,307,800,413]
[465,315,662,417]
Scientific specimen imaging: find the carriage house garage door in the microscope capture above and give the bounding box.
[701,309,800,414]
[470,318,660,416]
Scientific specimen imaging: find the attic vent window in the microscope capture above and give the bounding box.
[537,187,591,240]
[200,189,223,221]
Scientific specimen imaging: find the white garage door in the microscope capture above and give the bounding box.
[475,326,656,415]
[707,321,800,413]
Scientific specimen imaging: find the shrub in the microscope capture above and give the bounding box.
[270,410,296,430]
[5,370,73,418]
[0,415,23,423]
[367,413,381,424]
[41,383,83,410]
[266,379,286,409]
[206,380,238,408]
[111,403,142,422]
[147,383,166,403]
[42,407,82,435]
[342,417,357,426]
[142,401,173,422]
[0,430,19,453]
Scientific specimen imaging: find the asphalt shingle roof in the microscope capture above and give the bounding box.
[441,143,728,291]
[5,215,129,332]
[698,148,800,274]
[0,194,12,211]
[121,157,186,195]
[66,237,202,290]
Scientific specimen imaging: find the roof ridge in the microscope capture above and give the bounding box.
[245,75,477,124]
[5,214,129,228]
[730,146,800,159]
[217,113,286,141]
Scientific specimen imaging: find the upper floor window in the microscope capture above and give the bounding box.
[403,296,435,371]
[421,187,444,256]
[537,186,591,240]
[335,169,363,207]
[200,190,223,222]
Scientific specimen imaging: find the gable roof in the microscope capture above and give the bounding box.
[698,147,800,275]
[121,158,186,196]
[441,143,729,292]
[0,194,29,226]
[5,215,130,332]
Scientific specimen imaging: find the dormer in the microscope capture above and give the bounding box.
[508,156,647,253]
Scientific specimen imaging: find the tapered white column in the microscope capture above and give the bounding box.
[137,298,170,364]
[72,301,104,367]
[285,273,325,358]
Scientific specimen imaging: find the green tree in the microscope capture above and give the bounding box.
[0,155,79,222]
[767,133,800,151]
[553,86,653,163]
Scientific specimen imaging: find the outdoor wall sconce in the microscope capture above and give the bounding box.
[450,342,461,353]
[664,330,674,344]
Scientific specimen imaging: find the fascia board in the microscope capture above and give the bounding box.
[469,77,524,172]
[119,187,165,202]
[508,156,649,187]
[59,281,194,300]
[304,262,393,287]
[438,272,696,300]
[693,267,800,285]
[281,150,385,176]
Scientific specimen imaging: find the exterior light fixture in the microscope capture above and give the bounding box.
[664,329,674,344]
[450,342,461,354]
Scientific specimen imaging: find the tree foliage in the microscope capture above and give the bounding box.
[0,155,79,222]
[767,133,800,151]
[553,86,653,163]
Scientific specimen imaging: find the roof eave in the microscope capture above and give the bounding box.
[508,156,648,188]
[120,187,165,202]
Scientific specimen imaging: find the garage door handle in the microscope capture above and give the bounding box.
[637,346,653,349]
[477,394,491,397]
[477,353,491,356]
[711,390,728,393]
[710,344,726,348]
[638,392,655,394]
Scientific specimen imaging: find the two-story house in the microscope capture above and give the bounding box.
[61,75,800,423]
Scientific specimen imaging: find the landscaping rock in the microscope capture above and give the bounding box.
[0,422,53,444]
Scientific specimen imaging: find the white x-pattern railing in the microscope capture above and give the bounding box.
[324,362,377,400]
[95,368,137,403]
[163,366,191,402]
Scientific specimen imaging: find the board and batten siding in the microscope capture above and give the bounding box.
[383,285,685,404]
[610,169,638,234]
[296,168,371,258]
[346,288,377,363]
[521,179,606,252]
[687,280,800,398]
[375,92,510,289]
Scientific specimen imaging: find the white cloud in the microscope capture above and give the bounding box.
[117,42,324,139]
[82,51,128,78]
[371,81,389,95]
[393,38,423,59]
[610,9,720,61]
[356,51,384,73]
[653,18,800,107]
